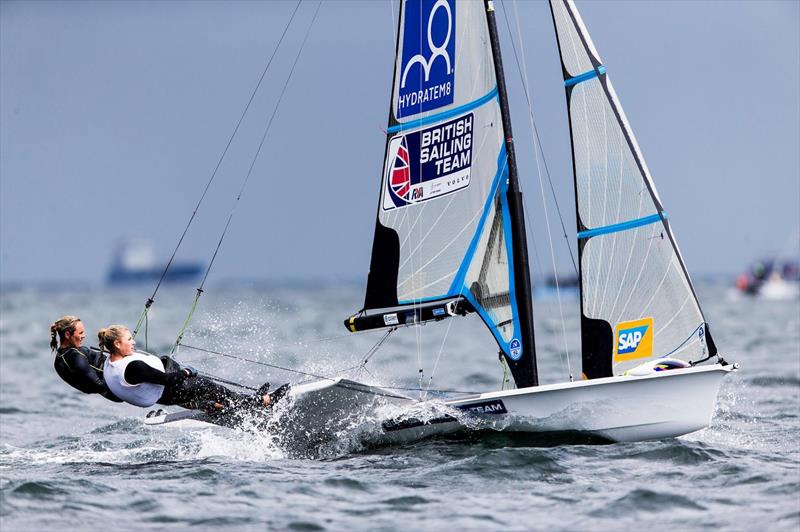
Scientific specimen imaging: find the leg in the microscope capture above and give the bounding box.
[159,375,255,410]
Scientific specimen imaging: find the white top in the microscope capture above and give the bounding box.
[103,352,165,407]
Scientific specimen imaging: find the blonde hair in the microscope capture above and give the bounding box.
[50,316,81,352]
[97,325,130,355]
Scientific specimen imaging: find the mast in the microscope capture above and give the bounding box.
[484,0,538,387]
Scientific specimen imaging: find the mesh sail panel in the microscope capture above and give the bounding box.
[550,0,596,78]
[551,0,710,375]
[362,0,523,360]
[462,154,518,352]
[570,80,660,229]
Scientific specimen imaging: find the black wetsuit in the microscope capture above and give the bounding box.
[54,346,122,402]
[124,356,260,411]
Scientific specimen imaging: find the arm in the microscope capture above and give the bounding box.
[124,360,186,387]
[65,348,113,395]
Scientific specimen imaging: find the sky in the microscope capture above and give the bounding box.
[1,0,798,286]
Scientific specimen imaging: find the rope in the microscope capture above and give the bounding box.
[179,343,337,382]
[502,0,574,381]
[500,0,578,277]
[165,0,323,350]
[499,352,511,390]
[132,0,304,338]
[179,331,478,397]
[170,288,203,355]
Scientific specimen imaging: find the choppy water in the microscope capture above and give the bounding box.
[1,282,798,530]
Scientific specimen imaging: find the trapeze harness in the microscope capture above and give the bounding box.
[54,346,121,402]
[104,352,263,410]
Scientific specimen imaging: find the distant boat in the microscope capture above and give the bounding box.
[533,273,579,300]
[736,259,800,300]
[107,239,203,285]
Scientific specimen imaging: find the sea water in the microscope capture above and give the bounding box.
[1,281,798,530]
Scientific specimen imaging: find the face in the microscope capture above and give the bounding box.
[63,321,85,348]
[113,329,136,356]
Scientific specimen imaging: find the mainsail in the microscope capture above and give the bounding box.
[549,0,717,378]
[347,0,538,387]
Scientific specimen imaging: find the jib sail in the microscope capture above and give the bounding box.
[348,0,538,388]
[549,0,716,378]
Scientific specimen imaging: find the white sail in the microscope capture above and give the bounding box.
[358,0,535,383]
[550,0,714,377]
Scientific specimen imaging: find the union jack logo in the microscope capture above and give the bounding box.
[389,136,411,202]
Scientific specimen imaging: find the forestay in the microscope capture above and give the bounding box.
[549,0,717,378]
[350,0,537,387]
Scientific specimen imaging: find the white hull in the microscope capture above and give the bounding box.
[145,364,735,446]
[758,279,800,300]
[285,363,735,444]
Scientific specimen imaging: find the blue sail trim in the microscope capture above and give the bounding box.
[398,147,507,306]
[387,87,499,133]
[448,147,507,294]
[395,147,522,360]
[397,145,510,308]
[564,65,606,87]
[452,147,521,359]
[396,294,455,305]
[578,212,667,239]
[498,171,523,360]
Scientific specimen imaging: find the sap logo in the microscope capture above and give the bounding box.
[614,318,654,362]
[397,0,456,118]
[457,400,507,415]
[509,338,522,360]
[618,326,647,353]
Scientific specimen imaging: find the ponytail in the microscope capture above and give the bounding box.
[50,323,58,352]
[97,325,128,355]
[50,316,81,352]
[97,328,108,354]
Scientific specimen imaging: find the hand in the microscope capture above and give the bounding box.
[182,366,198,378]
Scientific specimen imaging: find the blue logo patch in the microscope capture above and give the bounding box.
[383,113,473,210]
[509,338,522,360]
[398,0,456,118]
[617,325,648,354]
[614,318,654,362]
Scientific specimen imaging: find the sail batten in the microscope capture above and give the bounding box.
[577,212,665,239]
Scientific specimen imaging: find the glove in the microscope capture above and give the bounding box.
[182,366,198,378]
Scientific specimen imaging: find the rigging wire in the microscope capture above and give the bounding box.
[499,0,578,277]
[132,0,305,340]
[169,0,324,353]
[421,285,464,401]
[179,342,339,382]
[501,0,574,380]
[180,331,478,396]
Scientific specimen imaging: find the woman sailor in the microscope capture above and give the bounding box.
[98,324,280,412]
[51,316,121,402]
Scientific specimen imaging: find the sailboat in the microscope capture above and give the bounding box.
[149,0,737,443]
